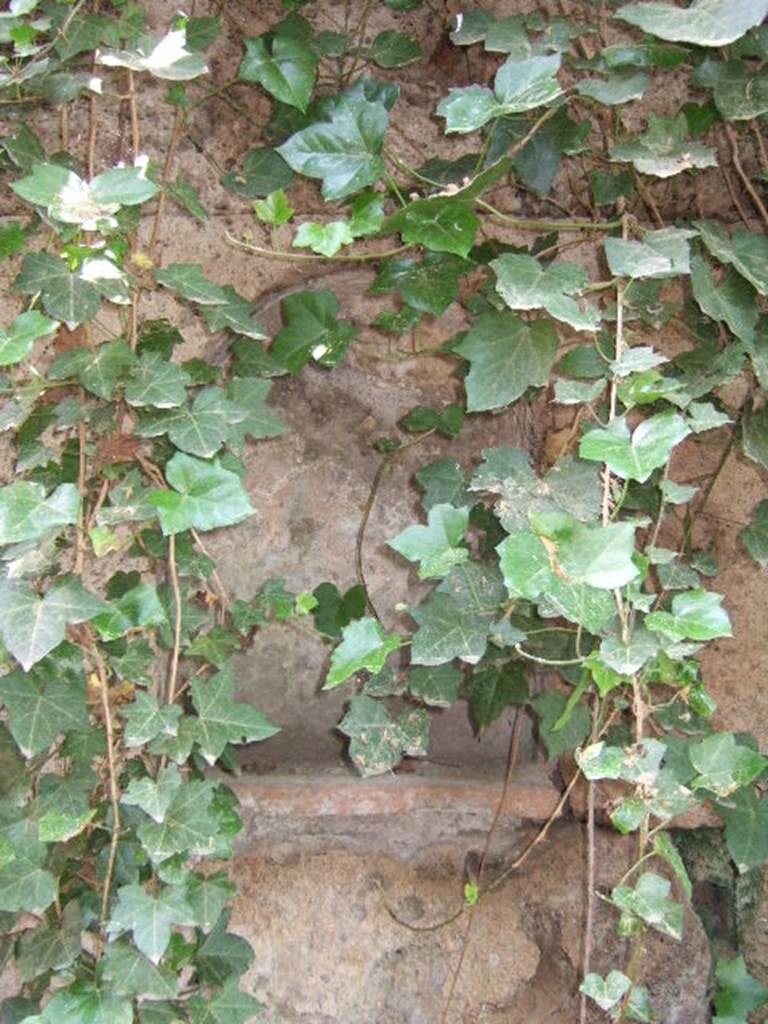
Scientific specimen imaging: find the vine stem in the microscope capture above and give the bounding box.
[94,648,120,926]
[476,199,623,234]
[167,533,183,706]
[724,123,768,230]
[224,231,412,263]
[579,694,600,1024]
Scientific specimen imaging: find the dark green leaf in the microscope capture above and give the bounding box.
[14,252,101,325]
[370,253,469,316]
[271,289,357,374]
[384,198,479,258]
[741,499,768,568]
[137,387,232,457]
[407,664,462,707]
[370,30,422,68]
[466,661,528,734]
[222,148,294,198]
[532,690,591,757]
[239,33,318,112]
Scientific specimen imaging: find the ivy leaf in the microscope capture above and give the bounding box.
[154,263,229,305]
[150,453,255,535]
[646,589,732,642]
[121,691,182,747]
[696,220,768,296]
[338,695,407,777]
[407,664,462,707]
[34,980,133,1024]
[222,147,294,198]
[136,779,220,862]
[0,310,57,366]
[188,976,265,1024]
[271,289,357,373]
[185,871,236,932]
[190,666,280,764]
[17,902,81,981]
[466,662,528,734]
[576,72,649,105]
[293,220,354,257]
[137,387,231,458]
[438,54,562,133]
[741,499,768,568]
[166,177,209,222]
[0,642,86,755]
[690,253,758,344]
[195,909,254,984]
[689,733,767,796]
[239,33,318,112]
[0,480,79,543]
[277,95,390,200]
[201,287,268,340]
[743,401,768,470]
[324,617,401,689]
[556,520,639,589]
[605,228,696,279]
[0,578,107,671]
[108,884,195,963]
[611,871,684,940]
[714,955,768,1016]
[370,253,469,316]
[389,504,469,579]
[384,197,479,258]
[492,253,600,331]
[97,27,209,80]
[709,59,768,121]
[122,765,183,823]
[253,188,295,227]
[454,311,558,412]
[90,166,160,206]
[610,114,717,178]
[580,412,691,483]
[717,789,768,873]
[416,459,468,512]
[410,591,489,666]
[99,940,178,999]
[124,352,191,408]
[580,971,631,1011]
[616,0,768,47]
[14,252,101,325]
[370,30,422,68]
[0,852,57,914]
[49,340,135,400]
[532,690,592,758]
[226,378,287,452]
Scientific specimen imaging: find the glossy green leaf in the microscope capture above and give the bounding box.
[690,253,758,344]
[223,148,294,198]
[557,520,639,589]
[97,27,209,80]
[370,30,422,68]
[122,764,183,823]
[580,412,691,483]
[0,481,78,543]
[646,589,732,642]
[190,666,280,764]
[34,980,133,1024]
[696,220,768,296]
[90,165,160,206]
[410,591,488,666]
[0,310,57,366]
[293,220,353,256]
[710,60,768,120]
[14,252,102,325]
[108,884,195,964]
[689,733,767,796]
[617,0,768,47]
[454,312,558,412]
[253,188,295,226]
[226,378,287,452]
[149,453,255,535]
[271,288,357,373]
[610,114,717,177]
[370,253,468,316]
[239,33,318,112]
[605,228,696,279]
[154,262,229,305]
[385,197,480,258]
[324,617,401,689]
[136,779,220,862]
[138,387,232,458]
[277,95,389,200]
[389,504,469,579]
[492,253,599,331]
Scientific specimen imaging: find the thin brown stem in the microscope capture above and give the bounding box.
[75,411,87,575]
[579,695,600,1024]
[724,123,768,230]
[127,70,140,162]
[166,533,183,706]
[94,651,120,926]
[149,109,186,254]
[224,231,412,263]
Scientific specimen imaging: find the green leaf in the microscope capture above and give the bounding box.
[239,33,318,112]
[124,352,191,409]
[271,289,357,373]
[696,219,768,296]
[384,197,479,258]
[407,664,462,707]
[149,453,255,535]
[653,832,693,899]
[0,311,57,366]
[185,871,236,932]
[617,0,768,47]
[137,388,232,458]
[611,871,684,939]
[605,228,696,279]
[466,661,528,734]
[714,956,768,1016]
[610,114,717,177]
[532,690,591,758]
[416,459,468,512]
[497,530,553,600]
[347,191,385,237]
[370,30,422,68]
[389,504,469,579]
[253,188,295,227]
[580,971,631,1011]
[410,590,489,666]
[190,666,279,764]
[0,481,78,543]
[741,499,768,568]
[122,764,183,823]
[492,253,599,332]
[0,579,106,672]
[689,733,767,796]
[580,412,691,483]
[14,252,101,325]
[100,940,177,999]
[370,253,468,316]
[577,72,649,105]
[166,178,209,222]
[743,401,768,470]
[438,54,562,133]
[338,695,409,777]
[137,779,220,862]
[188,976,264,1024]
[121,692,182,747]
[690,253,758,344]
[154,263,228,305]
[35,980,132,1024]
[195,909,253,983]
[49,341,135,400]
[718,789,768,872]
[17,903,81,981]
[108,884,194,963]
[557,520,639,589]
[709,59,768,121]
[222,148,294,198]
[90,166,160,206]
[646,589,732,642]
[201,287,268,340]
[293,220,353,257]
[97,27,209,80]
[226,378,287,452]
[277,95,389,200]
[454,312,558,412]
[324,617,401,689]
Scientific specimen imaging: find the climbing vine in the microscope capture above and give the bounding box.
[1,0,768,1021]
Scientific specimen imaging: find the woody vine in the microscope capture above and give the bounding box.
[0,1,768,1022]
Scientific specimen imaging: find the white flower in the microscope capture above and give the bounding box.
[50,172,118,230]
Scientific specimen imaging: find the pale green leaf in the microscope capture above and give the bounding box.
[646,589,732,641]
[617,0,768,47]
[580,971,631,1011]
[0,310,57,366]
[714,955,768,1015]
[579,412,691,483]
[0,481,78,543]
[124,352,191,408]
[107,883,195,963]
[190,666,280,764]
[690,733,767,796]
[690,252,759,343]
[611,114,717,177]
[557,520,639,589]
[576,72,649,105]
[122,764,183,823]
[324,617,401,689]
[97,28,209,80]
[389,504,469,579]
[611,871,683,939]
[696,219,768,296]
[120,691,182,747]
[293,220,353,257]
[492,253,600,331]
[149,453,255,535]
